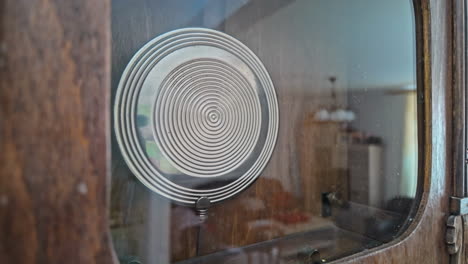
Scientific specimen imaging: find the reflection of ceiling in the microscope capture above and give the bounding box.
[125,0,417,92]
[337,0,416,90]
[249,0,416,91]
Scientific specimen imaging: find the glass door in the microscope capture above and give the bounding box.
[110,1,424,263]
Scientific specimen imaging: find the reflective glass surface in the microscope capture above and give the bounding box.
[111,0,419,263]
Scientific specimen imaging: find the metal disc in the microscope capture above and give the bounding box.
[114,28,279,206]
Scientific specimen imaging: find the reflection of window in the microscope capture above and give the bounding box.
[137,105,181,174]
[401,92,418,196]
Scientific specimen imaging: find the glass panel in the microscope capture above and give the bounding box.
[110,0,419,263]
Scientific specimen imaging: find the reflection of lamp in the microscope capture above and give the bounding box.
[314,76,356,122]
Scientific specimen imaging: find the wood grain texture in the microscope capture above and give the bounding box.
[452,0,467,198]
[0,0,453,263]
[0,1,116,264]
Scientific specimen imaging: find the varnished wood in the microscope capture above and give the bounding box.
[452,0,467,198]
[0,0,456,263]
[0,1,115,264]
[451,0,468,263]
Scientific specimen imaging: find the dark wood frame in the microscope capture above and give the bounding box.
[453,0,467,199]
[0,0,457,263]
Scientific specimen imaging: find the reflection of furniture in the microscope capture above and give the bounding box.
[348,144,383,207]
[298,119,349,215]
[175,220,380,264]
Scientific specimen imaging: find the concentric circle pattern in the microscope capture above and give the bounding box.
[114,28,279,206]
[154,59,262,178]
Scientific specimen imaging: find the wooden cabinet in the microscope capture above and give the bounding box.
[0,0,461,263]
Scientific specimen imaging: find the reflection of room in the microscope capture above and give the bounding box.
[110,0,419,263]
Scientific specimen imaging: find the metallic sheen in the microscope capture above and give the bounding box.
[114,28,279,206]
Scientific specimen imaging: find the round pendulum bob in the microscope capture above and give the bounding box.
[114,28,279,219]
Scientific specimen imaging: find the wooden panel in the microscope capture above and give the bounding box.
[0,1,115,264]
[0,0,453,264]
[452,0,467,198]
